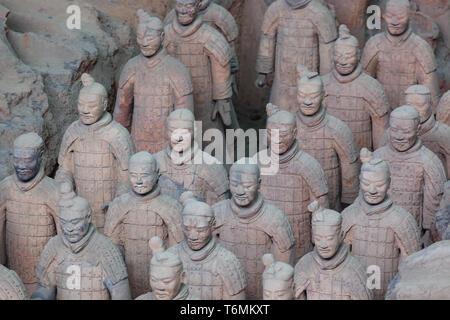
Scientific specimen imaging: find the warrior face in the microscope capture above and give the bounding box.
[230,166,260,207]
[136,26,163,57]
[313,224,341,259]
[334,44,359,76]
[13,147,42,182]
[60,198,92,244]
[150,265,184,300]
[384,1,410,36]
[263,279,293,300]
[129,154,159,195]
[405,93,432,124]
[389,116,419,152]
[360,169,390,205]
[267,122,296,155]
[77,92,107,125]
[297,80,323,116]
[182,215,212,251]
[176,0,199,26]
[168,121,193,153]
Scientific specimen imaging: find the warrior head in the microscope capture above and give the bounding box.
[78,73,108,125]
[389,105,421,152]
[383,0,411,37]
[229,158,261,208]
[180,191,215,251]
[59,182,92,243]
[149,236,185,300]
[167,109,195,154]
[359,148,391,205]
[405,85,432,124]
[296,65,324,116]
[334,24,360,76]
[262,253,294,300]
[136,9,164,57]
[175,0,201,26]
[12,132,44,182]
[266,103,297,155]
[309,200,343,259]
[198,0,212,11]
[129,151,160,196]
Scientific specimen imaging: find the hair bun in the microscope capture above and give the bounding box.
[307,200,320,214]
[81,73,95,87]
[338,24,351,39]
[266,103,281,117]
[296,64,309,79]
[360,148,373,164]
[262,253,275,268]
[180,191,197,206]
[149,236,165,255]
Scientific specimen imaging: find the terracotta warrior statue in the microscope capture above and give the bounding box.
[32,183,131,300]
[164,0,239,94]
[0,264,28,300]
[114,10,194,154]
[323,24,389,151]
[296,66,360,210]
[373,106,446,245]
[56,73,135,233]
[104,151,184,298]
[435,180,450,241]
[213,159,295,300]
[167,191,247,300]
[136,237,198,300]
[255,0,337,113]
[294,201,372,300]
[0,133,60,295]
[342,148,421,300]
[163,0,238,140]
[262,253,294,300]
[436,91,450,126]
[154,109,229,205]
[253,104,329,260]
[361,0,440,111]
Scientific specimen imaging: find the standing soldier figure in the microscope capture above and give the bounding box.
[323,25,389,151]
[104,152,184,298]
[0,133,60,295]
[361,0,440,111]
[213,159,295,300]
[254,104,329,260]
[342,148,421,300]
[114,10,194,154]
[56,73,135,232]
[296,66,360,210]
[255,0,337,113]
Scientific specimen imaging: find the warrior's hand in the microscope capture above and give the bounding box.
[255,73,267,88]
[212,99,233,126]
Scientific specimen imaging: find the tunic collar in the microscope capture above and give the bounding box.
[358,193,393,216]
[130,184,161,202]
[143,47,168,68]
[297,104,326,128]
[13,165,45,192]
[312,242,348,270]
[183,236,217,262]
[79,112,112,133]
[272,140,299,165]
[61,223,96,254]
[230,192,264,220]
[385,26,412,45]
[172,16,203,38]
[332,63,362,84]
[285,0,312,9]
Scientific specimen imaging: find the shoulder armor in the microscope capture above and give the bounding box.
[261,202,295,252]
[411,33,437,74]
[154,150,169,174]
[389,205,421,255]
[207,3,239,42]
[58,120,83,166]
[104,193,132,238]
[261,0,283,34]
[203,25,233,67]
[153,194,184,243]
[100,119,135,170]
[361,33,383,70]
[164,9,176,26]
[293,253,314,297]
[215,245,247,295]
[166,56,194,98]
[97,233,129,285]
[326,115,358,162]
[0,175,13,197]
[341,202,359,236]
[295,151,329,198]
[212,199,230,230]
[36,236,60,284]
[358,73,390,118]
[309,0,337,44]
[197,157,230,197]
[118,56,138,89]
[422,146,447,187]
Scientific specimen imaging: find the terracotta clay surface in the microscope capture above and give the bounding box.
[0,133,60,295]
[255,0,337,113]
[373,106,446,244]
[114,10,194,154]
[213,160,295,300]
[361,0,440,111]
[163,0,236,136]
[323,25,389,151]
[254,104,329,260]
[136,236,198,300]
[296,68,360,210]
[262,253,294,300]
[154,109,229,205]
[32,184,131,300]
[55,73,135,233]
[168,192,247,300]
[0,264,28,300]
[386,240,450,300]
[437,90,450,126]
[104,152,184,298]
[294,201,372,300]
[435,180,450,241]
[342,148,421,300]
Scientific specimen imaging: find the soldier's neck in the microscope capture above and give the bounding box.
[173,16,203,37]
[389,138,422,155]
[297,105,326,128]
[168,141,198,165]
[131,184,161,202]
[274,139,299,164]
[80,112,112,131]
[332,63,362,84]
[385,26,412,44]
[313,242,348,270]
[186,236,216,261]
[231,192,264,219]
[144,47,167,68]
[13,165,45,192]
[359,193,393,216]
[62,223,96,254]
[418,114,436,136]
[285,0,312,9]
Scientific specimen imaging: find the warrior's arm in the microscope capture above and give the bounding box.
[318,41,334,75]
[171,67,194,113]
[31,283,56,300]
[422,160,446,232]
[272,242,295,266]
[210,56,232,101]
[104,278,132,300]
[418,68,440,111]
[361,40,379,78]
[113,64,136,131]
[55,166,74,189]
[115,168,130,198]
[371,113,389,150]
[255,5,279,76]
